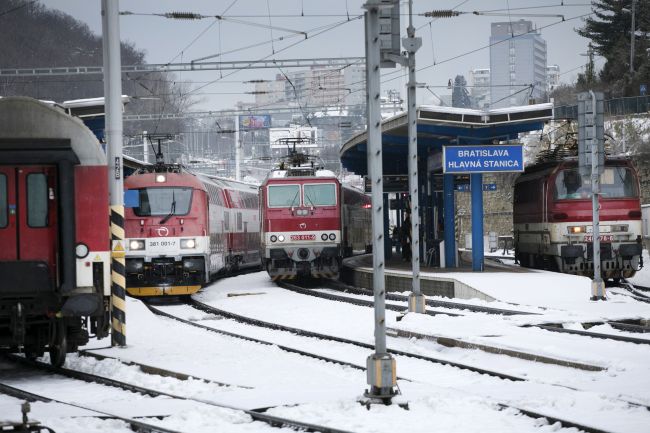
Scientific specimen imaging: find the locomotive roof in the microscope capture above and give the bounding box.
[0,96,106,165]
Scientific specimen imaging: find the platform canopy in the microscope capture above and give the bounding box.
[340,103,553,176]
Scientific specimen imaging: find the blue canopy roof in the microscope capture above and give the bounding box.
[340,103,553,176]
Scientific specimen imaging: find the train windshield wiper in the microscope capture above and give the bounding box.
[304,191,315,208]
[289,189,300,208]
[159,190,176,224]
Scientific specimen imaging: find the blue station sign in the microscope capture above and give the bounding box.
[443,144,524,174]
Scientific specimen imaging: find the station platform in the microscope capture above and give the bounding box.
[342,253,531,302]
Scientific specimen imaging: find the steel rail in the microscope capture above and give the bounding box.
[188,297,522,381]
[3,354,355,433]
[181,300,630,433]
[0,368,181,433]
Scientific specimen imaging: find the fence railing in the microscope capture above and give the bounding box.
[554,95,650,120]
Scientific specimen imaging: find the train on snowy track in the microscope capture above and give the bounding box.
[260,151,372,281]
[0,97,111,366]
[123,152,260,297]
[513,155,643,280]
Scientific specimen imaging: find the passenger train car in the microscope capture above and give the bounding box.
[260,156,372,280]
[124,163,260,296]
[514,156,643,280]
[0,97,111,366]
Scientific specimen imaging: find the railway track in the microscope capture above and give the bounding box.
[141,299,639,433]
[0,353,356,433]
[282,281,650,346]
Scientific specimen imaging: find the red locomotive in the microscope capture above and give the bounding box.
[514,155,643,280]
[123,150,260,296]
[260,151,371,280]
[0,97,111,366]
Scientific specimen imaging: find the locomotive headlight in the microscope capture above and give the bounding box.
[155,174,166,183]
[611,224,628,232]
[278,235,285,242]
[329,233,336,241]
[321,233,328,241]
[180,238,196,249]
[129,239,146,250]
[567,226,586,234]
[75,242,89,259]
[270,235,278,242]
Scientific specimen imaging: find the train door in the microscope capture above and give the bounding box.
[0,166,58,288]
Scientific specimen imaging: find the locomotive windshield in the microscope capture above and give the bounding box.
[131,187,193,216]
[268,184,300,207]
[304,183,336,206]
[554,167,638,200]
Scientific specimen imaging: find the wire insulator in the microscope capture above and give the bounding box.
[424,10,460,18]
[164,12,203,20]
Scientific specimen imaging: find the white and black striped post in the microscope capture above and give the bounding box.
[102,0,126,346]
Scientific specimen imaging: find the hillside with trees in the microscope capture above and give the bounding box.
[0,0,194,136]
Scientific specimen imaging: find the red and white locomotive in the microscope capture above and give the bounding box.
[260,152,371,280]
[514,155,643,279]
[0,97,111,366]
[124,155,260,296]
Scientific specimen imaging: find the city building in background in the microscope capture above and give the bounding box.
[469,68,491,109]
[490,20,547,108]
[547,64,560,92]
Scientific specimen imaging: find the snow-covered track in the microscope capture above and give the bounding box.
[535,324,650,345]
[280,280,535,316]
[77,350,252,389]
[2,354,357,433]
[286,281,650,345]
[0,361,183,433]
[182,300,636,433]
[186,297,527,382]
[144,302,370,375]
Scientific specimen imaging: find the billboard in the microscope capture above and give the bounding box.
[238,115,271,130]
[269,127,318,149]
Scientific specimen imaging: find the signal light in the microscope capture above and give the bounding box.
[278,235,285,242]
[155,174,166,183]
[629,210,642,218]
[553,212,568,220]
[568,226,586,234]
[329,233,336,241]
[321,234,328,241]
[270,235,278,242]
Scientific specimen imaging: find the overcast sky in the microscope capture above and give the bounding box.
[39,0,597,110]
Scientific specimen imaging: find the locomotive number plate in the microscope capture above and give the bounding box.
[584,235,613,242]
[290,234,316,241]
[149,240,177,248]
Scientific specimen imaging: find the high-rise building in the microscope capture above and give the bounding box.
[489,20,547,108]
[469,68,491,109]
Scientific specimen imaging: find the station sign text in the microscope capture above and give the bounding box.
[443,144,524,174]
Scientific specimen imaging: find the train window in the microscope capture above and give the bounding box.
[304,184,337,206]
[237,212,242,230]
[133,187,193,216]
[0,174,6,228]
[224,212,230,230]
[26,173,48,227]
[268,185,300,207]
[554,167,638,200]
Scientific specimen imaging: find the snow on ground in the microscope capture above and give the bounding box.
[4,269,650,432]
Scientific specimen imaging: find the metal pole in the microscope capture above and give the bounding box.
[235,116,241,180]
[363,1,396,402]
[631,0,636,74]
[102,0,126,346]
[404,0,425,313]
[590,90,605,300]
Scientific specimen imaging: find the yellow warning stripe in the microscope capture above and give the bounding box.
[111,271,126,288]
[112,317,126,335]
[126,286,201,296]
[111,294,126,312]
